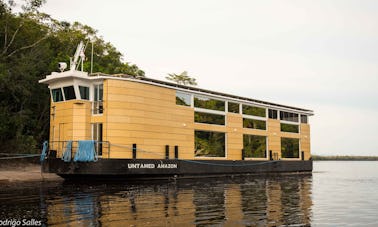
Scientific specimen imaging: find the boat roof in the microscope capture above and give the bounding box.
[90,73,314,115]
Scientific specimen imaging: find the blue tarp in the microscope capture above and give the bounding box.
[40,141,48,162]
[62,140,72,162]
[74,140,97,162]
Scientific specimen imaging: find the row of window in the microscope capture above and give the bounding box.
[51,84,103,103]
[194,111,299,133]
[51,86,90,102]
[176,91,308,123]
[194,130,300,158]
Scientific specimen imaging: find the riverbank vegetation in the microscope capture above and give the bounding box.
[0,0,144,154]
[312,155,378,161]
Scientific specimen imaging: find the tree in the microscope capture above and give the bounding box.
[166,71,197,86]
[0,0,145,153]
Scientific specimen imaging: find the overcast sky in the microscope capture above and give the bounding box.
[39,0,378,156]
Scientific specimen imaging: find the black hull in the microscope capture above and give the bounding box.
[42,158,312,180]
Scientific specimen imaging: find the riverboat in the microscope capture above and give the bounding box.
[39,45,313,179]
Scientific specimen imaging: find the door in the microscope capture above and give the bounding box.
[92,123,103,156]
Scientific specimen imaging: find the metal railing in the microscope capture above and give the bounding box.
[48,140,110,159]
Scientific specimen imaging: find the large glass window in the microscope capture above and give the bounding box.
[228,102,239,113]
[195,112,225,125]
[176,91,191,106]
[281,138,300,158]
[281,123,299,133]
[94,84,103,114]
[79,86,90,100]
[195,130,225,157]
[243,118,266,130]
[194,96,225,111]
[243,135,266,158]
[63,86,76,100]
[280,111,298,122]
[51,88,63,102]
[242,105,266,117]
[268,109,277,119]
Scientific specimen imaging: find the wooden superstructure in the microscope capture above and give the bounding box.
[39,70,313,178]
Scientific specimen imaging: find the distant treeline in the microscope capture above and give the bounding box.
[312,155,378,161]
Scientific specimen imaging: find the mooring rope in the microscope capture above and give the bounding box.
[0,154,40,160]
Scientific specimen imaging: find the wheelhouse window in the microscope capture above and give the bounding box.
[79,86,90,100]
[195,112,225,125]
[280,111,298,122]
[243,134,267,158]
[301,115,308,124]
[63,86,76,100]
[194,96,225,111]
[228,102,239,113]
[51,88,63,102]
[176,91,191,106]
[281,123,299,133]
[268,109,277,119]
[243,118,266,130]
[281,137,300,158]
[93,84,103,114]
[242,105,266,117]
[195,130,225,157]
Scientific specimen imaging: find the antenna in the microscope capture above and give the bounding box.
[70,41,86,71]
[90,39,94,74]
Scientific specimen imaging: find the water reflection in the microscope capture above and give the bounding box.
[0,175,312,226]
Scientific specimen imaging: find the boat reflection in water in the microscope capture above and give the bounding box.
[42,175,312,226]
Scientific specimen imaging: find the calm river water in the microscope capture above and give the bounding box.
[0,161,377,226]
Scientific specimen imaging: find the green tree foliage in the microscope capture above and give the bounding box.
[195,131,225,157]
[166,71,197,86]
[0,0,144,153]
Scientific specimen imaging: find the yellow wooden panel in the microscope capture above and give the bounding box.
[242,128,268,136]
[194,123,227,132]
[228,136,243,145]
[280,132,301,139]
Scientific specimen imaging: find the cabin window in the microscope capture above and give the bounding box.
[79,86,90,100]
[195,112,225,125]
[194,96,225,111]
[94,84,103,114]
[281,123,299,133]
[243,135,267,158]
[243,118,266,130]
[280,111,298,122]
[194,130,225,157]
[281,138,300,158]
[51,88,63,102]
[268,109,277,119]
[176,91,191,106]
[301,115,308,124]
[63,86,76,100]
[94,84,103,101]
[228,102,239,113]
[242,105,266,117]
